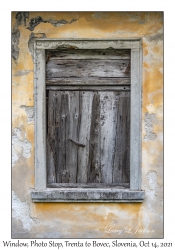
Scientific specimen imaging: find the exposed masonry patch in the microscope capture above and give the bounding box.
[12,29,20,60]
[28,32,46,60]
[146,171,157,189]
[145,171,157,200]
[13,70,33,77]
[12,191,34,231]
[145,171,163,206]
[12,128,32,167]
[16,12,29,26]
[144,113,157,141]
[20,106,34,123]
[27,16,79,31]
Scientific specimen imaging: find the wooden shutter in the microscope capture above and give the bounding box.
[46,49,130,188]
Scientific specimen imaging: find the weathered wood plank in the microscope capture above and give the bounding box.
[46,86,130,91]
[46,137,56,184]
[47,90,130,186]
[47,91,60,184]
[88,93,102,183]
[100,92,116,184]
[59,93,70,183]
[112,92,130,184]
[47,91,71,184]
[46,49,130,60]
[77,91,93,183]
[46,59,130,78]
[46,78,130,86]
[66,91,80,183]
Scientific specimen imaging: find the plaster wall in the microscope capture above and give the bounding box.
[12,12,163,238]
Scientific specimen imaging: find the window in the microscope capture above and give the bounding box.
[31,39,144,202]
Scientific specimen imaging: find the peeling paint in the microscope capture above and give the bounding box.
[27,16,79,31]
[16,12,29,26]
[12,29,20,60]
[146,170,157,189]
[12,191,35,230]
[12,128,32,166]
[20,106,34,123]
[145,171,163,208]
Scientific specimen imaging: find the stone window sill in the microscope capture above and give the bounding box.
[31,188,145,202]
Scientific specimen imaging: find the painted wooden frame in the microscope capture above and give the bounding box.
[31,39,144,202]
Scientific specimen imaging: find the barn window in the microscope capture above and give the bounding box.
[31,39,145,202]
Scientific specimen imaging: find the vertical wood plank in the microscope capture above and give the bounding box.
[46,137,56,184]
[47,91,61,183]
[88,92,101,183]
[112,92,130,184]
[77,91,93,183]
[59,93,69,182]
[100,92,116,184]
[67,91,80,183]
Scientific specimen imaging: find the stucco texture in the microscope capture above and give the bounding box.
[12,12,163,238]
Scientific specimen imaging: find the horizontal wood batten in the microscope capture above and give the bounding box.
[46,86,130,91]
[31,188,145,202]
[47,183,130,188]
[46,49,130,60]
[46,78,130,86]
[46,59,130,78]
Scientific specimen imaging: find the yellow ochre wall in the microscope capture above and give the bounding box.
[12,12,163,238]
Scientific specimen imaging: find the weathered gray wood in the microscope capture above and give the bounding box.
[46,49,130,60]
[100,92,116,184]
[47,90,130,186]
[88,93,102,183]
[46,86,130,91]
[47,91,70,183]
[31,188,145,202]
[46,78,130,86]
[77,91,93,183]
[69,138,85,147]
[113,92,130,184]
[67,91,80,183]
[47,183,129,188]
[47,91,61,183]
[61,93,70,183]
[46,59,130,78]
[46,138,56,184]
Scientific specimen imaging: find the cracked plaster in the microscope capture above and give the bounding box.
[12,191,35,231]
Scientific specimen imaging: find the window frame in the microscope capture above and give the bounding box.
[31,39,144,202]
